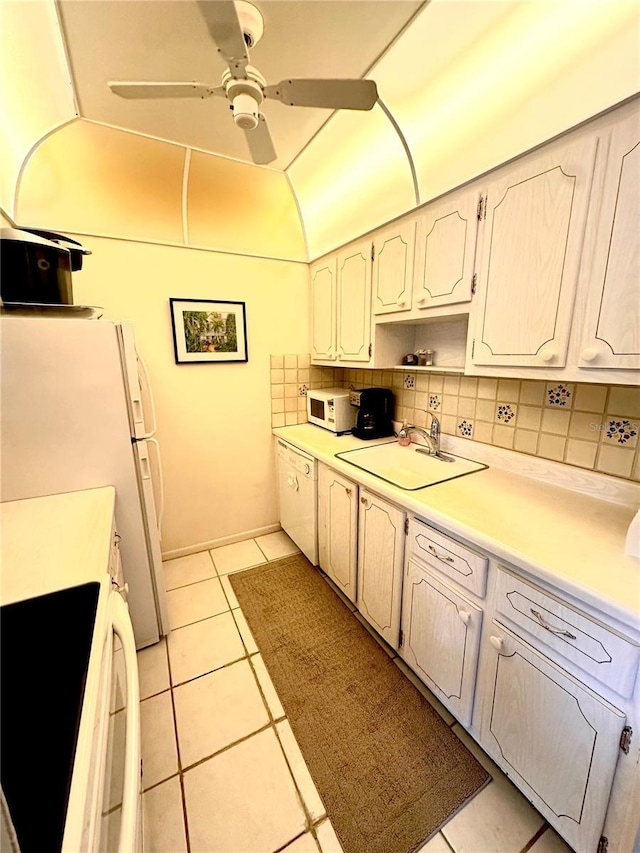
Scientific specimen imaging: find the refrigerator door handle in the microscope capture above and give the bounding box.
[118,323,147,439]
[137,352,157,439]
[133,439,170,635]
[146,437,164,535]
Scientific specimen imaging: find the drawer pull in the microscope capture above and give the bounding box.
[361,496,369,506]
[530,609,576,639]
[345,488,352,497]
[428,544,454,563]
[457,609,471,625]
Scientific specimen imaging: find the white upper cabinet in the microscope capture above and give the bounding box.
[577,109,640,370]
[310,257,336,361]
[472,136,597,368]
[372,221,415,315]
[414,189,480,311]
[336,240,372,363]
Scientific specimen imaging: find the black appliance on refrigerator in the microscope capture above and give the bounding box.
[350,387,395,439]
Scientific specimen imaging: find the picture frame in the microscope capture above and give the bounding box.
[169,298,248,364]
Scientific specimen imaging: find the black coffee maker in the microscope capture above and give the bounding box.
[350,387,394,439]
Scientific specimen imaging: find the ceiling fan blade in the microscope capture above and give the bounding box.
[264,79,378,111]
[197,1,248,78]
[108,81,222,99]
[244,115,277,165]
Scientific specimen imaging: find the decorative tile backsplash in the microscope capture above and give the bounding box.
[270,359,640,482]
[270,354,340,427]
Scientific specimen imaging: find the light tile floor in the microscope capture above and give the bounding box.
[138,530,574,853]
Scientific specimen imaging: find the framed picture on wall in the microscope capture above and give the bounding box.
[169,298,248,364]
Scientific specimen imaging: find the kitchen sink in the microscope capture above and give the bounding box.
[335,441,488,490]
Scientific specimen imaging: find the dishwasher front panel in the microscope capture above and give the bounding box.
[277,440,318,565]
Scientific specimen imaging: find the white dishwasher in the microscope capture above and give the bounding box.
[277,438,318,565]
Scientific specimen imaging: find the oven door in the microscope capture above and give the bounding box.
[98,592,142,852]
[64,587,142,853]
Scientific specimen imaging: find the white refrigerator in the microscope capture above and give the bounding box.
[0,315,170,648]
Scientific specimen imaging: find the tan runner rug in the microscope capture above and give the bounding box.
[230,554,490,853]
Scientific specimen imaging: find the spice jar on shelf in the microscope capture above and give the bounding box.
[417,349,434,366]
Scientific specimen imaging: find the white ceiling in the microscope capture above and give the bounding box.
[56,0,423,170]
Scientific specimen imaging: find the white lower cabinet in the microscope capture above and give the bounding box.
[478,622,626,853]
[357,489,405,647]
[293,445,638,851]
[317,464,358,602]
[400,560,482,726]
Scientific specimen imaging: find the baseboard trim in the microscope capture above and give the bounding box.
[161,523,282,561]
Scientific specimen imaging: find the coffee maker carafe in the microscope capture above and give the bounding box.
[350,387,394,439]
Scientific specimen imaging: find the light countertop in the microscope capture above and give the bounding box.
[274,424,640,631]
[0,487,116,607]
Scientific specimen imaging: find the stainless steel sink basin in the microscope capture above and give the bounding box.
[335,441,487,490]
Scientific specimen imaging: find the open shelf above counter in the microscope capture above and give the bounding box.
[394,365,465,374]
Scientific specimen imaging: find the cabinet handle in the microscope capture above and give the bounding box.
[398,300,406,307]
[457,609,470,625]
[417,297,426,304]
[580,348,598,363]
[539,348,555,363]
[530,609,577,639]
[360,496,369,506]
[345,487,352,497]
[489,635,504,652]
[427,544,454,563]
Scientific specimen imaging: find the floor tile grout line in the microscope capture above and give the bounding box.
[167,557,327,845]
[207,548,218,577]
[165,573,219,593]
[437,830,457,853]
[519,822,551,853]
[168,606,237,640]
[178,721,274,773]
[254,538,270,562]
[271,713,324,840]
[161,632,192,853]
[170,652,250,689]
[168,605,234,632]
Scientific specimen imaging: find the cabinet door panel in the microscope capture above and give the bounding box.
[414,190,479,309]
[318,465,358,602]
[311,258,336,361]
[357,490,405,646]
[579,111,640,368]
[473,137,597,367]
[401,563,481,726]
[480,624,625,853]
[372,222,415,315]
[336,242,371,362]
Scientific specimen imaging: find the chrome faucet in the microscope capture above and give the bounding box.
[407,413,441,455]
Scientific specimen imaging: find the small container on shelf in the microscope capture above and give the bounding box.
[417,349,435,366]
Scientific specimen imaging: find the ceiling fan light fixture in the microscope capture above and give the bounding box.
[232,91,260,130]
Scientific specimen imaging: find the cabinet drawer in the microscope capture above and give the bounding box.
[495,568,640,698]
[408,518,488,597]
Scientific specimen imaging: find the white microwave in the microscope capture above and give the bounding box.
[307,388,355,434]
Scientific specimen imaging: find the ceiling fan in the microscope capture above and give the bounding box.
[107,0,378,165]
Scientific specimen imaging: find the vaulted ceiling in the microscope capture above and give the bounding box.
[56,0,423,171]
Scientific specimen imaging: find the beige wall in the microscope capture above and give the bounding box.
[17,120,307,261]
[71,235,310,554]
